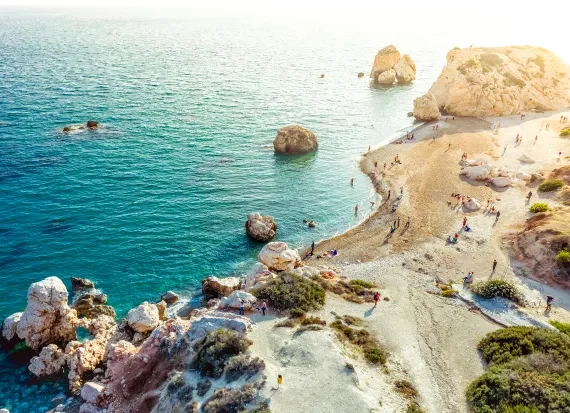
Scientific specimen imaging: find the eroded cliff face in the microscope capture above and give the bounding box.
[428,46,570,116]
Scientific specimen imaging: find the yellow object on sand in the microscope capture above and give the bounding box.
[277,375,283,385]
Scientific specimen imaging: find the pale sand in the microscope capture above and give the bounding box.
[253,110,570,413]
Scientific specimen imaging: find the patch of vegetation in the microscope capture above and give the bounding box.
[196,379,212,397]
[504,72,526,88]
[274,318,298,328]
[466,58,479,68]
[529,202,550,213]
[224,355,265,383]
[252,274,325,313]
[192,329,252,378]
[350,279,375,289]
[331,318,388,365]
[441,289,457,298]
[296,324,325,334]
[467,327,570,413]
[203,384,257,413]
[538,179,564,192]
[406,401,427,413]
[245,400,272,413]
[479,53,502,67]
[471,280,524,305]
[299,316,326,326]
[341,315,364,326]
[556,249,570,263]
[394,380,419,400]
[289,307,306,318]
[550,320,570,337]
[560,128,570,137]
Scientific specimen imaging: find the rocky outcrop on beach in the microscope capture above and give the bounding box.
[244,263,277,291]
[370,46,416,85]
[258,241,301,272]
[201,276,241,298]
[160,291,179,304]
[427,46,570,116]
[413,93,441,121]
[273,125,318,155]
[127,302,160,334]
[245,212,277,242]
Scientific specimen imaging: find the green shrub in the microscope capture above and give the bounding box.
[406,402,426,413]
[538,179,564,192]
[203,384,257,413]
[550,320,570,337]
[296,324,325,334]
[477,326,570,365]
[342,315,364,326]
[331,319,388,365]
[504,72,526,88]
[290,308,306,318]
[224,355,265,383]
[275,318,298,328]
[252,274,325,312]
[560,128,570,137]
[480,53,502,67]
[471,280,524,305]
[192,329,252,378]
[299,316,326,326]
[529,202,550,213]
[350,279,375,289]
[557,249,570,263]
[441,289,458,298]
[466,58,478,68]
[498,406,538,413]
[394,380,419,399]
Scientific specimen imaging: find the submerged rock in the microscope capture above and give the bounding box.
[273,125,318,155]
[258,242,301,272]
[127,302,160,334]
[86,120,98,129]
[413,93,441,121]
[160,291,179,304]
[245,212,277,242]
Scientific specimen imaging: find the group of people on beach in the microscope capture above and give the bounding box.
[560,115,568,123]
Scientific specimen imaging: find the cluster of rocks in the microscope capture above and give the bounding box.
[459,158,544,189]
[370,45,417,85]
[62,120,99,133]
[273,125,318,155]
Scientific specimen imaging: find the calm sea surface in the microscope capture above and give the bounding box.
[0,8,567,412]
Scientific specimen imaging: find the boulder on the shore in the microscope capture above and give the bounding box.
[86,120,98,129]
[463,198,481,211]
[244,263,277,291]
[515,171,532,182]
[160,291,179,304]
[188,314,251,339]
[370,45,401,80]
[357,72,365,78]
[519,154,535,164]
[491,177,512,187]
[258,242,301,272]
[220,290,257,310]
[428,46,570,116]
[413,93,441,121]
[460,165,492,181]
[376,69,397,85]
[273,125,318,155]
[16,277,78,350]
[201,276,241,298]
[81,381,104,404]
[127,302,160,334]
[393,54,417,83]
[245,213,277,242]
[71,277,95,292]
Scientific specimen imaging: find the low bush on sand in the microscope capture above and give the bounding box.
[556,249,570,263]
[350,279,375,289]
[203,384,257,413]
[467,327,570,413]
[538,179,564,192]
[550,320,570,337]
[312,275,376,304]
[529,202,550,213]
[471,280,523,305]
[224,354,265,383]
[394,380,419,400]
[331,318,387,365]
[296,324,325,334]
[560,128,570,137]
[299,316,326,326]
[252,274,325,313]
[192,329,252,378]
[274,318,298,328]
[406,402,426,413]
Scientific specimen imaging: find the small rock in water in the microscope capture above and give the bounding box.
[86,120,98,129]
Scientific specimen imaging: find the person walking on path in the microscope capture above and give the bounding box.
[526,191,532,201]
[495,210,501,221]
[463,216,467,228]
[277,375,283,388]
[310,241,315,256]
[400,186,403,195]
[260,300,267,316]
[393,219,397,228]
[368,145,371,152]
[492,259,497,272]
[373,291,380,308]
[239,300,246,316]
[397,217,400,228]
[406,216,410,227]
[387,190,391,200]
[546,295,554,312]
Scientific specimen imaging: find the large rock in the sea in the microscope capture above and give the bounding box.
[2,312,22,343]
[71,277,95,292]
[258,242,301,272]
[413,93,441,121]
[127,302,160,334]
[160,291,179,304]
[16,277,78,350]
[428,46,570,116]
[370,45,401,80]
[86,120,98,129]
[245,213,277,242]
[393,55,417,83]
[29,344,66,377]
[376,69,397,85]
[273,125,318,155]
[201,276,241,298]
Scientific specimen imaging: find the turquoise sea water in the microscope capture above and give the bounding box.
[1,8,569,413]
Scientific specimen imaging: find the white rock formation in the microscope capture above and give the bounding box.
[127,302,160,334]
[428,46,570,116]
[518,154,535,164]
[370,45,401,80]
[393,54,417,83]
[1,312,22,342]
[515,171,532,182]
[492,177,512,187]
[460,165,492,181]
[413,93,441,121]
[245,213,277,242]
[16,277,78,350]
[273,125,318,155]
[220,290,257,309]
[201,276,241,298]
[376,69,396,84]
[244,263,276,291]
[258,242,301,272]
[29,344,66,377]
[463,198,481,211]
[81,381,105,404]
[188,314,251,339]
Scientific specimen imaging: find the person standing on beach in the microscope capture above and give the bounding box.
[387,190,391,200]
[260,300,267,316]
[463,216,467,228]
[239,300,245,316]
[527,191,532,201]
[496,210,501,221]
[397,217,400,228]
[355,204,359,215]
[406,216,410,227]
[368,145,371,152]
[492,259,497,272]
[546,296,554,311]
[311,241,315,256]
[350,178,354,186]
[400,187,403,195]
[373,291,380,308]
